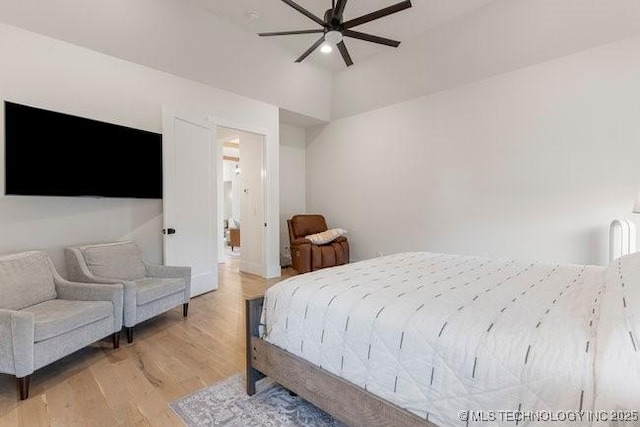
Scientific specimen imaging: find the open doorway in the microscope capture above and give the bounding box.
[220,130,241,260]
[218,126,266,277]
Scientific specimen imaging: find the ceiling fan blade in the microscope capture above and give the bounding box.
[295,36,325,63]
[281,0,326,27]
[259,29,325,36]
[343,30,400,47]
[336,41,353,67]
[342,0,412,29]
[332,0,348,22]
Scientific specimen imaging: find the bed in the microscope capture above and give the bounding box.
[246,252,640,426]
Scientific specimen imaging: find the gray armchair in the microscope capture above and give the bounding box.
[64,241,191,344]
[0,251,123,400]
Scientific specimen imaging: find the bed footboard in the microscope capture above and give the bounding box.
[245,296,266,395]
[245,296,433,426]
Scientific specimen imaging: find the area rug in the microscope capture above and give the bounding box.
[169,374,345,426]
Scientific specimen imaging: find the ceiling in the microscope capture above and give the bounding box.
[280,108,327,127]
[191,0,495,71]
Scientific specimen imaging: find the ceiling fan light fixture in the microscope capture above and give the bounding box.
[259,0,413,67]
[320,43,333,54]
[324,30,343,45]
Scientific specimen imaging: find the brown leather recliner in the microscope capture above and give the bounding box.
[287,214,349,274]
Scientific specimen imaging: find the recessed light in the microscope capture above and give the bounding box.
[245,10,260,21]
[320,44,332,54]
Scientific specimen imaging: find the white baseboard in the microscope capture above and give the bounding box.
[265,263,281,279]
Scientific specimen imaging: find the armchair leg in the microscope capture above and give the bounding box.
[112,331,120,349]
[183,303,189,317]
[17,375,30,400]
[125,327,134,344]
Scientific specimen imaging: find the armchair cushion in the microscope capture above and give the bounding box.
[290,237,311,246]
[22,299,113,342]
[54,279,124,332]
[80,241,147,281]
[135,277,185,306]
[0,252,57,310]
[290,214,328,238]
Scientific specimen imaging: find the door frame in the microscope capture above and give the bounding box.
[210,115,271,278]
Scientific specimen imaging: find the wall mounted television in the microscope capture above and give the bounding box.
[4,101,163,199]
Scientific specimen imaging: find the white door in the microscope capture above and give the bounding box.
[239,132,266,276]
[162,109,218,296]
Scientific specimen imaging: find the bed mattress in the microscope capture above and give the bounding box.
[262,252,609,426]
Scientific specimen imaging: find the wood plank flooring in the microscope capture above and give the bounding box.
[0,259,296,426]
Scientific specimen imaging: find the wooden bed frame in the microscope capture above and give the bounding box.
[246,297,436,427]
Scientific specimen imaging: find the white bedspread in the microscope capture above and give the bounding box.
[262,253,608,426]
[593,253,640,424]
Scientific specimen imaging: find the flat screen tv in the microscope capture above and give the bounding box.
[4,101,162,199]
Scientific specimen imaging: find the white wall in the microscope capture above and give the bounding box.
[307,34,640,266]
[0,0,332,122]
[222,160,240,221]
[279,123,306,266]
[332,0,640,119]
[0,23,281,277]
[222,160,235,183]
[223,182,232,220]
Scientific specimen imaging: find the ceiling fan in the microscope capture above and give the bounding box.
[258,0,412,67]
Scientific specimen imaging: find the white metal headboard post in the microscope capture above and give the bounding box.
[610,219,637,262]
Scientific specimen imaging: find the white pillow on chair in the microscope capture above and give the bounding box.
[305,228,348,245]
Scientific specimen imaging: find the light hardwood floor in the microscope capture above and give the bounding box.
[0,259,296,427]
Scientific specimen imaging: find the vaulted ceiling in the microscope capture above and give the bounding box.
[192,0,495,71]
[3,0,640,121]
